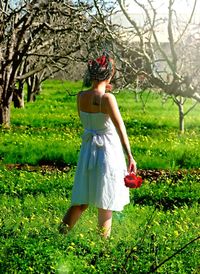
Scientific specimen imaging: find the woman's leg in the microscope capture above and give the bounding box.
[59,204,88,234]
[98,208,112,238]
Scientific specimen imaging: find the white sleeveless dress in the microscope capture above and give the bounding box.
[71,111,130,211]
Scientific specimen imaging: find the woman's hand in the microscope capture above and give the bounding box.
[127,155,137,174]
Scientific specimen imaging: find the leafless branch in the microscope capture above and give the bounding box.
[175,0,198,44]
[149,235,200,273]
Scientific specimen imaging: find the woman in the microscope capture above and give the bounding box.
[59,53,137,238]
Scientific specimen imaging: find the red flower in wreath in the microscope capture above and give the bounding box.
[96,55,107,67]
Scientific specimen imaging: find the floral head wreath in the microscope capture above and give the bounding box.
[83,52,113,87]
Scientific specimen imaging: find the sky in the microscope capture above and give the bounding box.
[113,0,200,29]
[125,0,200,15]
[112,0,200,42]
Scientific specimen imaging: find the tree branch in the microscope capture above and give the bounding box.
[168,0,177,71]
[184,101,199,116]
[175,0,198,44]
[149,235,200,273]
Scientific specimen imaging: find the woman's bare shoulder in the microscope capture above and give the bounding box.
[103,93,118,106]
[103,92,116,101]
[102,93,119,114]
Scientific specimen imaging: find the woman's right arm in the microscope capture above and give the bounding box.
[104,93,137,173]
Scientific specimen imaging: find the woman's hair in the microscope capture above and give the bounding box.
[83,53,114,87]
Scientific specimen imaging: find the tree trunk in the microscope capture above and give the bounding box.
[0,103,10,126]
[134,91,139,102]
[27,84,36,102]
[13,82,24,108]
[26,75,41,102]
[27,91,36,102]
[27,77,35,102]
[178,97,184,133]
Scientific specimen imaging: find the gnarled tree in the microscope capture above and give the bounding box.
[92,0,200,132]
[0,0,109,126]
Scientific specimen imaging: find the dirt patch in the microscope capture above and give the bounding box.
[3,163,200,181]
[4,163,71,173]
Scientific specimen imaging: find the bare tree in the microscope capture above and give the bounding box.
[0,0,109,126]
[92,0,200,132]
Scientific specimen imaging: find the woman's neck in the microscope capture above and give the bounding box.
[91,81,107,94]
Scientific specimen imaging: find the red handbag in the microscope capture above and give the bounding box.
[124,172,143,188]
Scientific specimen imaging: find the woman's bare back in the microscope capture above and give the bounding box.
[77,90,107,114]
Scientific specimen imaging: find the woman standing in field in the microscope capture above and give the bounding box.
[59,53,137,238]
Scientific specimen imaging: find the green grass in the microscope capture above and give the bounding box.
[0,80,200,273]
[0,79,200,169]
[1,80,82,166]
[0,168,199,273]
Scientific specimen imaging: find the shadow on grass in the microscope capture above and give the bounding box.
[133,195,198,210]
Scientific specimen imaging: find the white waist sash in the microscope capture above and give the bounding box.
[82,128,112,170]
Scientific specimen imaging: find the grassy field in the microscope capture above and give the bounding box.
[0,80,199,273]
[1,80,200,169]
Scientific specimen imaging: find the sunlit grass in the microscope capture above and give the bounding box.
[2,80,199,169]
[0,80,199,273]
[0,168,199,273]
